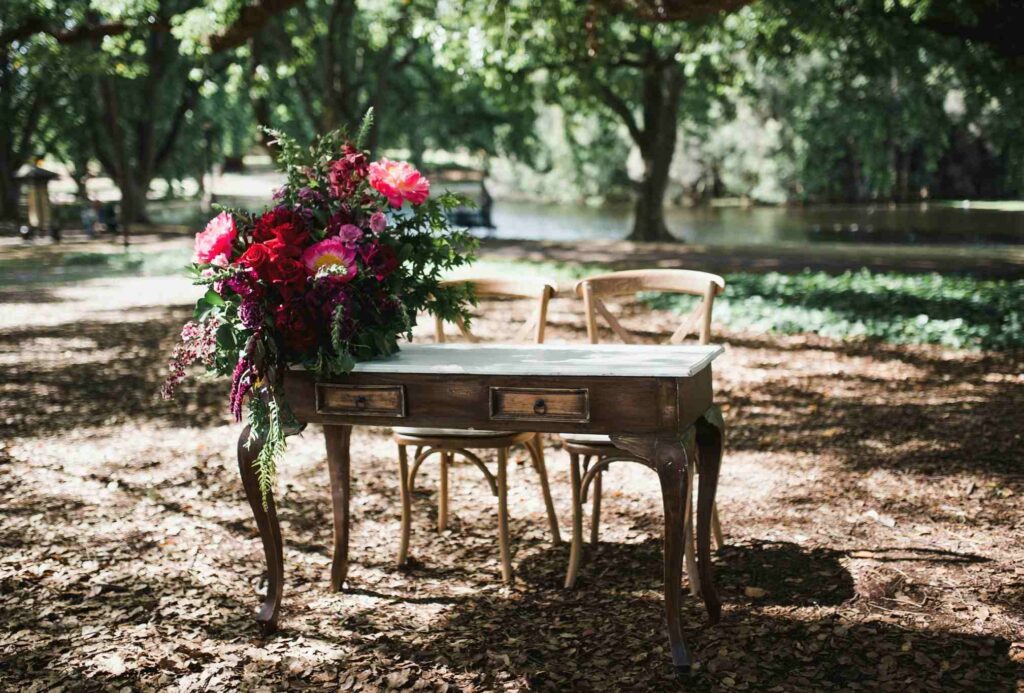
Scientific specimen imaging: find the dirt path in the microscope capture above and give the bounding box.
[1,276,1022,691]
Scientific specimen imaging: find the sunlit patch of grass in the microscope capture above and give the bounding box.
[457,260,1024,350]
[0,248,191,285]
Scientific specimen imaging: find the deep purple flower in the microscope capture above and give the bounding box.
[239,299,265,330]
[229,356,254,422]
[225,269,262,299]
[297,187,322,205]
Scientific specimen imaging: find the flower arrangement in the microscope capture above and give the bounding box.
[163,114,475,501]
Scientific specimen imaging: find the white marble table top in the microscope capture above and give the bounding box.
[342,343,724,378]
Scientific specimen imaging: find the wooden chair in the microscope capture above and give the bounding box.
[561,268,726,593]
[394,277,561,583]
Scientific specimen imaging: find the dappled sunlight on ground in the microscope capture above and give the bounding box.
[1,273,1022,690]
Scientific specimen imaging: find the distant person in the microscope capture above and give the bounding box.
[81,200,99,239]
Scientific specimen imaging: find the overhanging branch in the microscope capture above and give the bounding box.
[1,0,302,53]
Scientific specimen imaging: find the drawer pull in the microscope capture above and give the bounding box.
[489,387,590,423]
[354,395,367,410]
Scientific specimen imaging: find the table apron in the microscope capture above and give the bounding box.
[283,367,713,436]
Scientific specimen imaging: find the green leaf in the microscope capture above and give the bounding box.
[216,323,236,349]
[204,289,225,307]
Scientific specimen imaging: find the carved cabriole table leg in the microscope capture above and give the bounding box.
[237,425,284,635]
[610,430,697,674]
[324,424,353,591]
[695,406,725,624]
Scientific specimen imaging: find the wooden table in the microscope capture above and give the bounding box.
[237,343,725,672]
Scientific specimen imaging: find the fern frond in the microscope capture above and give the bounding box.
[355,108,375,149]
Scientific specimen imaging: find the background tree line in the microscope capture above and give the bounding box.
[2,0,1022,241]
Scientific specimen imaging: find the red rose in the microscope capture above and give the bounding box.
[268,257,308,299]
[236,242,273,280]
[274,300,318,354]
[254,207,306,241]
[272,221,310,250]
[359,242,399,281]
[253,208,310,260]
[264,236,303,260]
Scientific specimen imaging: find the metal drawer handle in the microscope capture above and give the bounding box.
[353,395,368,410]
[533,398,547,415]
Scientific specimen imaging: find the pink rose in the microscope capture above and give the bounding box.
[369,211,387,233]
[337,223,364,245]
[301,237,358,282]
[368,158,430,208]
[193,212,237,265]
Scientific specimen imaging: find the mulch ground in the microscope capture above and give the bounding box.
[1,273,1022,692]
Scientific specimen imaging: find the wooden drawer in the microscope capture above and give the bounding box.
[489,386,590,424]
[316,384,406,417]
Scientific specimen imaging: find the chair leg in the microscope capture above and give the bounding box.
[496,447,513,583]
[712,502,725,550]
[438,451,450,532]
[527,434,561,545]
[695,447,726,551]
[565,452,584,589]
[683,463,701,597]
[396,444,412,567]
[590,468,602,546]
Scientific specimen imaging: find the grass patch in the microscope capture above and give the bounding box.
[644,270,1023,351]
[460,260,1023,350]
[0,248,191,285]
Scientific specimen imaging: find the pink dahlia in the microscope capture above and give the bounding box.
[368,158,430,208]
[301,237,358,281]
[193,212,236,265]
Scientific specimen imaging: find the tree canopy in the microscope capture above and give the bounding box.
[2,0,1023,239]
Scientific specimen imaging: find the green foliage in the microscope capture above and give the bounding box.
[464,259,1023,350]
[645,269,1024,350]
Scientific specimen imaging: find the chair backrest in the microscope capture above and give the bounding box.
[434,277,557,345]
[575,269,726,345]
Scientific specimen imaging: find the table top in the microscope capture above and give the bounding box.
[339,343,724,378]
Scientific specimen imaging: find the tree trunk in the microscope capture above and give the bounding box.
[631,140,675,242]
[119,176,150,226]
[0,166,17,221]
[627,64,682,243]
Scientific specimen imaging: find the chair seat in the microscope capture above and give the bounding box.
[559,432,615,446]
[394,426,510,438]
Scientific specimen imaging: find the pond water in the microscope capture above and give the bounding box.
[146,197,1024,246]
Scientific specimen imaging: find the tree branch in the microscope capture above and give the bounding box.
[593,79,644,146]
[1,0,301,53]
[155,80,200,170]
[208,0,304,53]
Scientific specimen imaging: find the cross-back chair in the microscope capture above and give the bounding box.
[562,268,726,593]
[394,277,561,583]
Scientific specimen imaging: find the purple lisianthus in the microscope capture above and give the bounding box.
[297,187,322,205]
[369,211,387,233]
